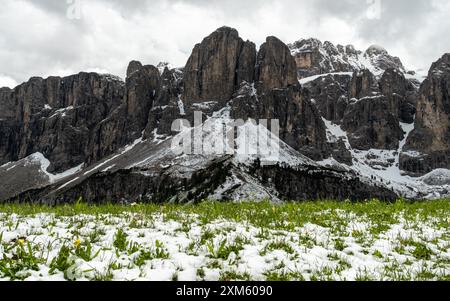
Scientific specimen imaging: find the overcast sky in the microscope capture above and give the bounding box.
[0,0,449,88]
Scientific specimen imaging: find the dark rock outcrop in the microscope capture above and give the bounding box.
[304,70,409,151]
[379,68,417,124]
[228,34,330,161]
[183,26,257,105]
[304,74,352,124]
[124,62,161,137]
[255,36,298,92]
[144,67,185,138]
[0,73,125,172]
[231,84,329,161]
[6,157,397,204]
[250,163,397,202]
[342,96,404,150]
[401,54,450,174]
[350,70,378,99]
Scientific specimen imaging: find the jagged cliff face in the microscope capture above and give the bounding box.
[255,36,298,91]
[0,73,125,172]
[182,29,330,161]
[401,54,450,174]
[183,27,256,104]
[302,68,416,151]
[289,38,405,79]
[229,35,330,161]
[0,26,449,203]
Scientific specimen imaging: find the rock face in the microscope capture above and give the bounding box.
[289,38,405,79]
[379,68,417,124]
[350,70,378,99]
[183,26,256,104]
[303,68,415,151]
[302,74,351,124]
[401,54,450,175]
[342,96,404,150]
[0,73,125,172]
[125,63,161,137]
[144,67,185,138]
[255,36,298,91]
[231,84,329,161]
[230,35,330,161]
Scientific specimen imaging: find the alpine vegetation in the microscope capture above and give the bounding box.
[0,201,448,281]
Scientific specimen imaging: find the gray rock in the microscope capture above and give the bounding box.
[183,27,256,105]
[402,53,450,174]
[255,36,298,92]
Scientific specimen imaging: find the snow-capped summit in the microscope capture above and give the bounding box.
[288,39,405,79]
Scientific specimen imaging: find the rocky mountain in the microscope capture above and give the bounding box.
[0,26,449,204]
[289,38,406,79]
[401,54,450,175]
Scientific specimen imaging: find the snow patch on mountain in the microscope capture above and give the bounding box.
[320,118,450,199]
[299,72,353,85]
[421,169,450,186]
[27,153,83,184]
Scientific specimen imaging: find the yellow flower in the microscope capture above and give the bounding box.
[74,239,81,248]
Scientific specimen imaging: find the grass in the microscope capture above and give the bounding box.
[0,199,448,228]
[0,199,448,281]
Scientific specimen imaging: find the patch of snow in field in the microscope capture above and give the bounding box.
[0,212,447,281]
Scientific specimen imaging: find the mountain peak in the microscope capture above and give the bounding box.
[366,44,388,55]
[429,53,450,77]
[289,38,405,78]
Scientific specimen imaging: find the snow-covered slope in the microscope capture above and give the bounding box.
[320,117,450,200]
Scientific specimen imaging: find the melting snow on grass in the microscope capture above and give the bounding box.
[0,204,448,281]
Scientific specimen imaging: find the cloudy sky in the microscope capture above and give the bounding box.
[0,0,449,88]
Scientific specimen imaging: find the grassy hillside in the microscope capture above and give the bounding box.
[0,199,448,281]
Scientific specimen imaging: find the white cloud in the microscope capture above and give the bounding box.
[0,0,448,86]
[0,74,18,89]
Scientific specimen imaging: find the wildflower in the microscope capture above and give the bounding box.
[18,239,25,246]
[74,239,81,248]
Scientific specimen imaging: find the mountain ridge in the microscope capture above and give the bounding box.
[1,26,449,203]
